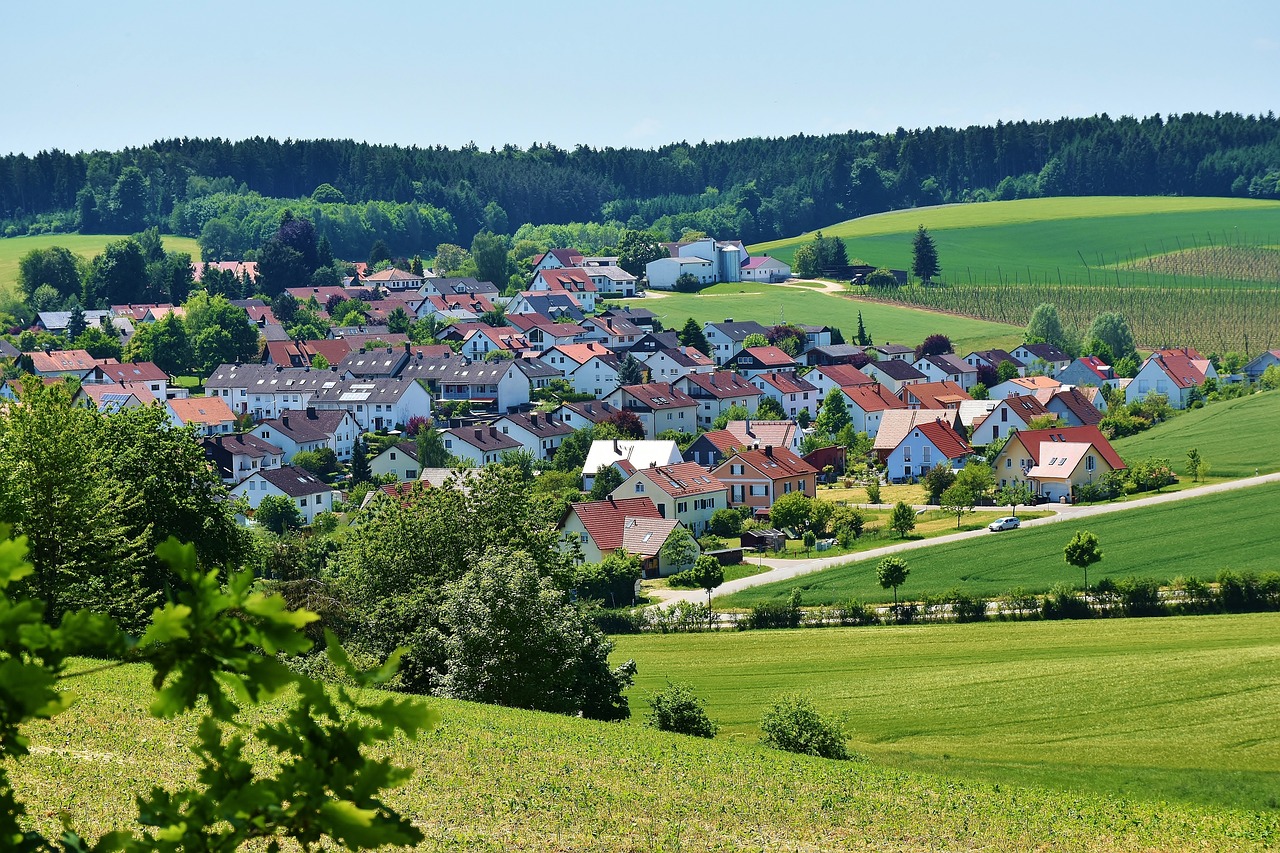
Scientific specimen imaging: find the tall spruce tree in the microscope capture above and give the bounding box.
[911,225,939,283]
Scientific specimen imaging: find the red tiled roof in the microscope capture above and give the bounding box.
[740,345,796,367]
[717,446,816,480]
[841,384,908,413]
[698,429,746,454]
[537,267,597,292]
[754,371,816,395]
[168,395,236,426]
[900,381,972,409]
[1010,425,1126,470]
[1048,387,1103,426]
[95,360,168,383]
[1150,350,1210,389]
[636,462,726,498]
[724,420,796,450]
[570,496,662,552]
[913,420,973,460]
[813,364,874,387]
[26,349,96,373]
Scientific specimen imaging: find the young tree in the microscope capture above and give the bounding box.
[646,682,718,738]
[889,501,917,538]
[911,225,939,282]
[350,437,372,484]
[678,317,711,355]
[1025,303,1067,350]
[673,272,701,292]
[769,492,813,531]
[691,553,725,619]
[658,525,699,574]
[802,530,817,555]
[255,494,304,535]
[940,483,976,528]
[587,463,624,500]
[813,388,851,437]
[854,311,871,346]
[954,461,996,502]
[387,306,411,334]
[1186,447,1210,483]
[1064,530,1102,591]
[876,555,910,609]
[996,481,1034,517]
[755,395,786,420]
[921,463,956,504]
[759,695,849,759]
[616,352,645,385]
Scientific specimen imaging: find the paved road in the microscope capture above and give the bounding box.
[653,472,1280,607]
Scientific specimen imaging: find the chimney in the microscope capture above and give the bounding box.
[282,415,290,429]
[386,347,393,354]
[404,342,411,353]
[724,318,733,323]
[764,445,773,457]
[530,413,539,427]
[612,438,620,455]
[275,365,283,373]
[306,406,316,418]
[489,426,498,439]
[359,347,366,354]
[745,417,752,436]
[474,428,482,440]
[215,435,223,446]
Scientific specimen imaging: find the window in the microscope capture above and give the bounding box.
[923,446,931,465]
[1001,408,1008,423]
[677,502,688,513]
[390,452,397,460]
[300,498,307,507]
[1086,455,1096,471]
[750,484,768,497]
[784,481,792,494]
[1006,458,1012,468]
[635,483,644,493]
[731,464,744,475]
[904,446,912,462]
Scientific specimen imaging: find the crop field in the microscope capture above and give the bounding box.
[618,281,1022,353]
[617,612,1280,815]
[1112,390,1280,479]
[12,655,1279,850]
[720,481,1280,608]
[1120,245,1280,283]
[0,233,202,301]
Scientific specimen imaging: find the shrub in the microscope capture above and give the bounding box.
[999,587,1041,621]
[759,696,849,760]
[709,508,743,537]
[1170,575,1217,615]
[1117,576,1165,617]
[1041,583,1093,620]
[947,589,989,623]
[865,480,881,504]
[646,682,719,738]
[832,599,880,626]
[743,588,803,629]
[666,570,700,589]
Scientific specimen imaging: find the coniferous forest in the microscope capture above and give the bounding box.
[2,112,1279,259]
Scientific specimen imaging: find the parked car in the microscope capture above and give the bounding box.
[988,516,1021,532]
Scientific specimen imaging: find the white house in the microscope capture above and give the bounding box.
[913,354,979,390]
[750,371,820,420]
[252,407,360,462]
[539,343,622,397]
[602,382,699,439]
[428,361,531,414]
[202,433,284,484]
[861,359,928,394]
[166,396,236,436]
[1126,348,1217,409]
[973,394,1052,445]
[370,441,421,481]
[307,377,433,431]
[610,462,728,537]
[739,256,791,282]
[581,439,682,489]
[205,364,345,421]
[231,465,338,525]
[1012,343,1072,375]
[636,346,715,383]
[676,371,765,429]
[440,425,524,466]
[702,320,770,365]
[491,411,574,461]
[645,256,715,291]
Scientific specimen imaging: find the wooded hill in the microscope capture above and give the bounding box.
[3,112,1280,258]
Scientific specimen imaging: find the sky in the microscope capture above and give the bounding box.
[3,0,1279,156]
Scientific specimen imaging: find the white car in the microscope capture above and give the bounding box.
[988,516,1021,532]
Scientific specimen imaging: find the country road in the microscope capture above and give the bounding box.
[653,472,1280,607]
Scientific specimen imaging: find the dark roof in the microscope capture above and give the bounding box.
[203,432,281,460]
[619,382,697,410]
[308,377,425,405]
[337,347,409,378]
[707,320,769,341]
[205,364,345,393]
[259,408,353,442]
[1048,387,1103,426]
[558,400,623,423]
[444,425,524,452]
[513,359,562,379]
[495,411,574,437]
[1019,342,1071,362]
[867,359,927,381]
[258,465,331,497]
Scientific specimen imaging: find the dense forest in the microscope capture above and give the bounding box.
[2,112,1280,259]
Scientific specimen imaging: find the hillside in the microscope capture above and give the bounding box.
[1112,389,1280,478]
[751,196,1280,289]
[0,232,201,302]
[12,652,1278,851]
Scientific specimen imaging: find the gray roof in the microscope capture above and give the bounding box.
[205,364,344,393]
[308,377,425,405]
[869,359,927,380]
[513,359,562,379]
[338,348,409,378]
[432,277,500,296]
[258,465,332,498]
[260,408,353,443]
[706,320,769,341]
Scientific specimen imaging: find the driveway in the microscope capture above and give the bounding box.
[653,472,1280,607]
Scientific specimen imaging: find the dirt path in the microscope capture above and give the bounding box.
[652,472,1280,607]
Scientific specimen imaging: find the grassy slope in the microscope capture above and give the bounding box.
[0,233,202,300]
[12,654,1278,851]
[617,613,1280,815]
[722,481,1280,608]
[1112,390,1280,478]
[750,197,1280,287]
[620,281,1022,353]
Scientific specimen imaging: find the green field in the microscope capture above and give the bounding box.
[11,651,1278,851]
[0,233,202,301]
[721,481,1280,608]
[617,613,1280,814]
[620,281,1022,353]
[751,196,1280,289]
[1113,390,1280,479]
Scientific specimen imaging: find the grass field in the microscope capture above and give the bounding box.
[721,481,1280,608]
[11,652,1278,850]
[617,612,1280,814]
[751,196,1280,289]
[1113,390,1280,479]
[0,233,202,301]
[619,281,1022,353]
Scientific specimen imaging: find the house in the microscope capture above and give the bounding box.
[712,446,817,516]
[728,345,798,377]
[882,419,973,482]
[723,419,801,455]
[581,439,683,489]
[167,396,236,436]
[992,425,1127,503]
[861,359,927,394]
[837,384,909,436]
[872,409,965,460]
[74,384,148,414]
[750,372,820,420]
[251,407,360,461]
[37,310,132,339]
[866,343,915,361]
[491,411,574,461]
[505,314,586,351]
[559,496,694,577]
[1012,342,1072,375]
[1243,349,1280,381]
[202,432,284,484]
[598,306,658,331]
[1056,356,1119,389]
[739,255,791,282]
[504,291,585,322]
[24,349,97,379]
[1043,386,1104,427]
[646,238,748,289]
[603,382,699,439]
[677,371,764,429]
[611,462,728,536]
[539,343,622,396]
[370,441,421,481]
[899,381,971,410]
[972,394,1052,444]
[439,425,524,466]
[87,360,170,400]
[583,265,638,297]
[363,267,425,292]
[205,364,344,420]
[803,445,847,480]
[625,330,682,355]
[964,349,1026,377]
[799,325,834,353]
[1125,348,1217,409]
[988,374,1064,400]
[552,399,626,431]
[231,465,337,525]
[266,339,353,369]
[337,346,410,379]
[636,346,715,382]
[532,248,584,272]
[684,429,747,467]
[806,344,868,367]
[805,363,875,399]
[423,361,530,414]
[513,358,562,394]
[529,268,598,312]
[420,277,501,300]
[702,320,771,366]
[307,377,433,431]
[912,354,979,390]
[580,314,645,349]
[645,255,716,291]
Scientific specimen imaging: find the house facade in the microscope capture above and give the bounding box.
[712,446,817,516]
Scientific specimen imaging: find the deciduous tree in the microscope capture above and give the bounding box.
[889,501,917,538]
[1064,530,1102,591]
[876,555,910,609]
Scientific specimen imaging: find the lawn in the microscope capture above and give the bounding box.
[721,481,1280,608]
[751,196,1280,289]
[764,508,1054,560]
[619,281,1022,353]
[0,233,201,301]
[616,612,1280,814]
[1113,390,1280,479]
[11,654,1278,850]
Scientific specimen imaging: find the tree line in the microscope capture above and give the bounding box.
[4,112,1280,252]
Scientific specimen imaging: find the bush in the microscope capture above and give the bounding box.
[1117,576,1165,617]
[666,570,700,589]
[709,508,744,537]
[999,587,1041,621]
[865,480,881,504]
[743,589,803,629]
[947,589,989,623]
[1170,575,1217,615]
[758,696,849,760]
[1041,583,1092,620]
[646,682,719,738]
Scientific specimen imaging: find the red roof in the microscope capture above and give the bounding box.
[900,381,972,409]
[912,420,973,460]
[741,345,796,367]
[537,267,597,293]
[841,384,908,413]
[698,429,746,454]
[26,349,96,373]
[1150,350,1210,389]
[634,462,726,498]
[1009,425,1126,470]
[813,364,874,387]
[94,360,168,383]
[716,446,816,480]
[1047,387,1103,426]
[570,496,662,552]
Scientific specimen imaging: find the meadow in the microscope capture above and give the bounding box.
[618,281,1022,353]
[11,648,1278,851]
[1111,389,1280,479]
[617,612,1280,814]
[720,481,1280,608]
[0,233,202,301]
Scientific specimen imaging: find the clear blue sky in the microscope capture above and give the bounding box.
[3,0,1278,156]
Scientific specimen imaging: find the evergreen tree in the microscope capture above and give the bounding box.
[351,437,372,484]
[855,311,871,346]
[911,225,939,282]
[678,318,711,355]
[616,353,644,386]
[65,299,87,339]
[367,239,392,268]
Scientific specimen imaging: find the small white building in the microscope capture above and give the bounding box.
[370,441,421,481]
[739,256,791,282]
[231,465,338,525]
